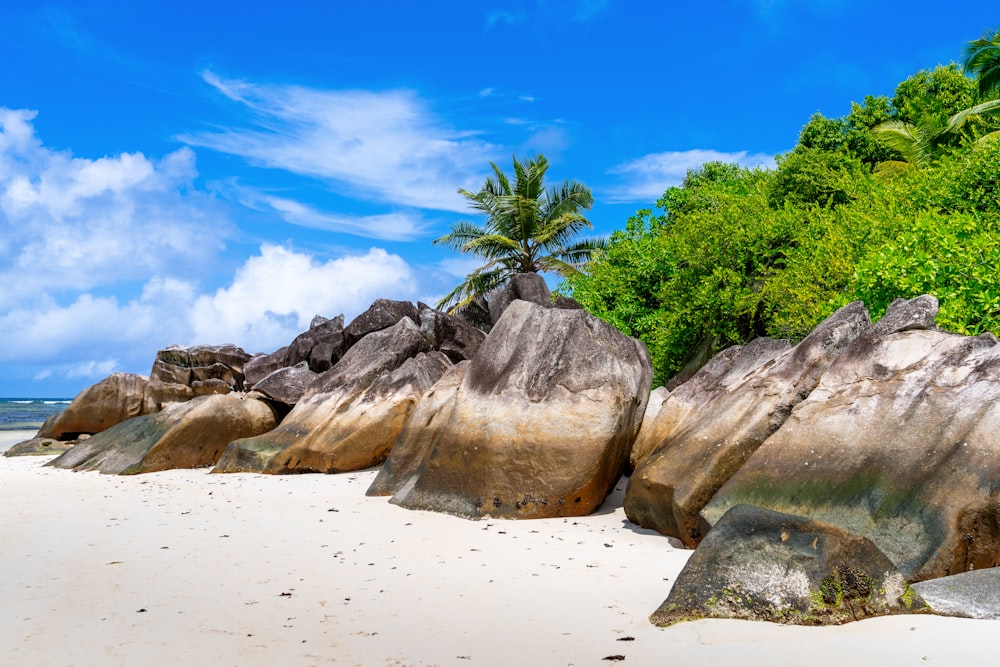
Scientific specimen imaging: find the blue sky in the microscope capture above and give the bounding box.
[0,1,989,397]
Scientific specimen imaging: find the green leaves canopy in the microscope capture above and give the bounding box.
[434,154,603,311]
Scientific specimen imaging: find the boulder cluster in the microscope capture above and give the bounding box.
[10,285,1000,625]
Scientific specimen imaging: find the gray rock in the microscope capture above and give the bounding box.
[702,296,1000,580]
[388,300,653,519]
[284,314,345,371]
[244,347,289,388]
[625,301,870,546]
[214,317,434,474]
[651,504,926,626]
[251,362,317,407]
[3,437,75,457]
[487,272,552,325]
[912,568,1000,619]
[417,306,487,363]
[343,299,419,348]
[49,394,278,474]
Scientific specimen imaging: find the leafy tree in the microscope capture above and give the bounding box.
[964,28,1000,97]
[872,98,1000,173]
[891,64,978,124]
[434,154,602,311]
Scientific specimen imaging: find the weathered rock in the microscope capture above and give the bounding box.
[454,294,492,333]
[49,394,278,474]
[702,295,1000,581]
[191,378,232,396]
[244,347,289,388]
[388,299,653,519]
[628,386,671,471]
[626,302,870,546]
[284,314,345,370]
[142,379,194,413]
[417,306,487,363]
[651,504,925,626]
[628,338,792,471]
[367,361,469,497]
[214,317,433,473]
[150,359,192,386]
[911,568,1000,619]
[3,437,75,457]
[264,352,451,474]
[251,362,317,406]
[487,272,553,325]
[190,362,239,387]
[343,299,419,348]
[37,373,149,439]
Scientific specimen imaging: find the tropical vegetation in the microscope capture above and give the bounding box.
[434,154,604,312]
[564,35,1000,387]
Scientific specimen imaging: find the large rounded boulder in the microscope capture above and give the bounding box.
[48,393,279,474]
[37,372,148,440]
[386,299,653,519]
[214,317,440,474]
[702,296,1000,581]
[625,301,870,546]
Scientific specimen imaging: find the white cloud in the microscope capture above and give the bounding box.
[230,185,427,241]
[0,109,435,389]
[604,149,776,203]
[0,107,229,310]
[189,244,420,354]
[184,72,499,213]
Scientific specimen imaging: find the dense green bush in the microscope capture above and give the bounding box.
[566,118,1000,386]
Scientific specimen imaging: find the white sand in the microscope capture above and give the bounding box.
[1,428,998,666]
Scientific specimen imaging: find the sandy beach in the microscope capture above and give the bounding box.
[1,429,998,666]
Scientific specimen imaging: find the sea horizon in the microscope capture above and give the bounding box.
[0,398,70,431]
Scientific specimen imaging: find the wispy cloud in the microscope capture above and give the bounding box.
[184,72,499,213]
[229,184,428,242]
[604,149,776,203]
[0,106,437,386]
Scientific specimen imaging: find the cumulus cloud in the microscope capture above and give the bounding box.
[0,108,432,391]
[184,72,499,213]
[604,149,776,203]
[0,108,229,310]
[190,244,420,354]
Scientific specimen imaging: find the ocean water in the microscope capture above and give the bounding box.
[0,398,70,431]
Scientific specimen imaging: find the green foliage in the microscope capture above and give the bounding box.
[892,64,979,124]
[434,154,602,311]
[565,34,1000,386]
[965,28,1000,97]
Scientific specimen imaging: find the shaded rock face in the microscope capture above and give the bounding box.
[343,299,419,348]
[284,314,345,372]
[37,373,148,439]
[387,299,653,519]
[367,361,469,497]
[702,295,1000,581]
[488,273,553,325]
[454,294,492,333]
[651,504,925,626]
[48,394,278,474]
[145,344,250,411]
[625,301,870,547]
[214,317,437,474]
[251,362,317,407]
[628,338,791,471]
[417,306,486,363]
[244,347,289,388]
[911,567,1000,619]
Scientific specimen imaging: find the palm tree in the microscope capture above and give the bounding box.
[434,154,604,312]
[965,28,1000,98]
[872,98,1000,175]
